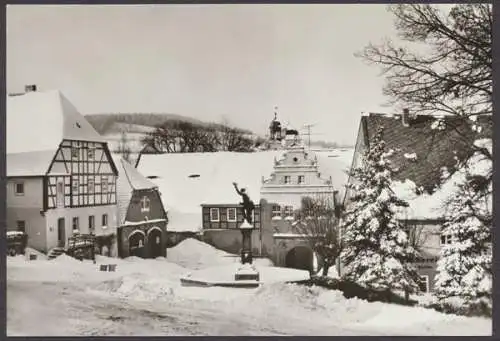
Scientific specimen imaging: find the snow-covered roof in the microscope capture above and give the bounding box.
[392,139,492,220]
[137,149,353,232]
[7,150,58,177]
[113,153,159,224]
[7,90,105,154]
[357,113,492,193]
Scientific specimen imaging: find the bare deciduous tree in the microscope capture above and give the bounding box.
[293,195,341,277]
[357,4,492,162]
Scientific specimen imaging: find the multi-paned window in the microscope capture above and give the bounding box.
[284,176,291,184]
[16,220,25,232]
[440,234,453,245]
[72,179,79,195]
[272,205,282,218]
[101,176,109,192]
[210,208,220,222]
[72,217,79,231]
[298,175,305,184]
[71,147,79,159]
[88,147,95,160]
[102,214,108,227]
[417,275,429,293]
[89,215,95,232]
[227,207,237,222]
[141,196,151,213]
[15,182,24,196]
[284,205,294,217]
[88,178,95,194]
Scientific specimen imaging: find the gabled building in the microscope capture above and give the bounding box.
[260,138,337,214]
[343,111,492,292]
[6,87,119,254]
[114,155,168,258]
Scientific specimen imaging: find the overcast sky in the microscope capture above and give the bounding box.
[7,4,402,145]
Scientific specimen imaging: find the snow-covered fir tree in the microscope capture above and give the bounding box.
[340,127,419,293]
[434,139,492,308]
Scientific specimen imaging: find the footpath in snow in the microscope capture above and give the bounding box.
[7,239,492,336]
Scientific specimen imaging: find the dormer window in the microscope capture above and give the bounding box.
[141,196,151,213]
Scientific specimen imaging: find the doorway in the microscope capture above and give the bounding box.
[147,228,163,258]
[57,218,66,248]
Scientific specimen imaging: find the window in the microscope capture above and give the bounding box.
[227,207,237,222]
[141,196,151,213]
[298,175,305,184]
[15,182,24,196]
[88,147,95,160]
[57,182,64,195]
[272,205,282,218]
[72,179,79,194]
[284,205,294,217]
[210,208,220,222]
[440,234,453,245]
[88,178,94,194]
[71,147,79,159]
[16,220,25,232]
[101,176,108,192]
[72,217,79,231]
[89,215,95,231]
[102,214,108,227]
[418,275,429,293]
[284,176,291,184]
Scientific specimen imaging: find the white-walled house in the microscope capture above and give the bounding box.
[260,138,337,216]
[6,87,119,254]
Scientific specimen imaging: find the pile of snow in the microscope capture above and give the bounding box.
[138,149,353,232]
[167,238,273,270]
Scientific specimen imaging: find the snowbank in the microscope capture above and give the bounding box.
[7,248,491,336]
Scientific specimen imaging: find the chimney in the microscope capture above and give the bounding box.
[24,84,37,93]
[402,108,410,127]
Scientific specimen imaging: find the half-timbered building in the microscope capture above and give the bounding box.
[6,87,119,254]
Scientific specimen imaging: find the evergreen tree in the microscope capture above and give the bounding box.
[434,141,492,308]
[340,127,419,294]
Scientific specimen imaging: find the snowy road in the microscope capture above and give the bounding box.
[7,241,491,336]
[8,280,376,336]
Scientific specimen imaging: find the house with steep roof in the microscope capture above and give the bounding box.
[343,110,492,292]
[114,155,168,259]
[6,87,119,255]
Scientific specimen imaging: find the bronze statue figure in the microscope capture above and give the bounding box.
[232,182,255,224]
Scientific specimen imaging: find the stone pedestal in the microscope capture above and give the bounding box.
[234,263,260,281]
[235,219,260,282]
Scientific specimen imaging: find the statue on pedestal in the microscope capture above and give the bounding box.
[232,182,255,224]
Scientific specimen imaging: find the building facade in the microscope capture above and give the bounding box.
[115,156,168,258]
[342,111,493,292]
[6,87,119,254]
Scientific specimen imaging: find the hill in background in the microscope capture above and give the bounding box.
[84,112,254,135]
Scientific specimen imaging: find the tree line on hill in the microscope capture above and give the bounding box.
[141,118,264,153]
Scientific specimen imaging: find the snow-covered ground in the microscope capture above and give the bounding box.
[137,148,353,232]
[7,239,491,336]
